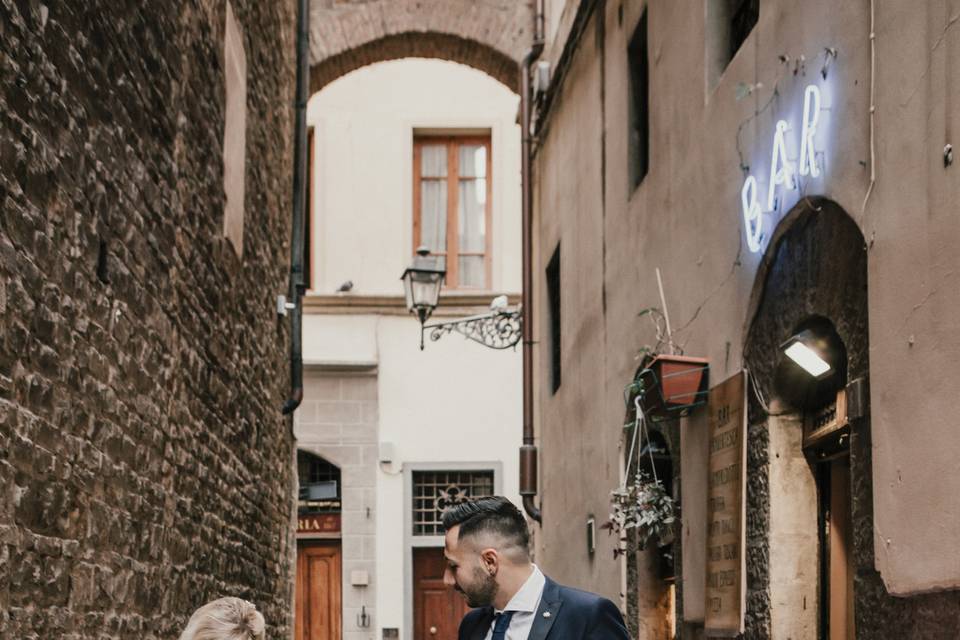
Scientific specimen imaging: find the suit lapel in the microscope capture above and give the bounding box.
[471,607,495,640]
[527,578,563,640]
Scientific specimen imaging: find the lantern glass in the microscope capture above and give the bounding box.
[401,247,446,322]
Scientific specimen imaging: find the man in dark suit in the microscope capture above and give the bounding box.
[441,496,630,640]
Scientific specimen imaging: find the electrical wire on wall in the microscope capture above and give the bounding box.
[747,369,792,418]
[861,0,877,217]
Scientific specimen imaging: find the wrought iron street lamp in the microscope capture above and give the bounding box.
[401,246,446,329]
[401,247,522,350]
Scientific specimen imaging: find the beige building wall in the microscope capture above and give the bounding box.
[307,58,522,295]
[298,58,523,640]
[533,0,960,605]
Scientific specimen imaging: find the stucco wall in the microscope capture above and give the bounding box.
[300,313,522,638]
[307,59,521,297]
[301,57,522,640]
[534,5,621,599]
[533,0,960,630]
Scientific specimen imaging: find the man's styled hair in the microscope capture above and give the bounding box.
[441,496,530,557]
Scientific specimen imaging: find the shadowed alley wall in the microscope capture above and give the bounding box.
[0,2,298,637]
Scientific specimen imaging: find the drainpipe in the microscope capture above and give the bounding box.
[282,0,310,415]
[520,0,545,523]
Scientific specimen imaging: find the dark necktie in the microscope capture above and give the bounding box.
[491,611,515,640]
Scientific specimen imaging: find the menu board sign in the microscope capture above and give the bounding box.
[704,371,747,636]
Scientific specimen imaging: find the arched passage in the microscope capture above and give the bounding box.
[311,32,520,93]
[308,1,534,93]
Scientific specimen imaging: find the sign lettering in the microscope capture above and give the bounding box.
[297,513,341,534]
[705,372,747,637]
[741,84,825,253]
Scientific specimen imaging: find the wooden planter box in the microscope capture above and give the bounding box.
[637,354,710,420]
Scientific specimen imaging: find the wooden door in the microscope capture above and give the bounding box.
[413,547,470,640]
[296,541,342,640]
[828,458,855,640]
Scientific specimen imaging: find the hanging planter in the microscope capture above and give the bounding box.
[608,469,676,551]
[627,269,710,421]
[635,354,709,420]
[604,395,677,566]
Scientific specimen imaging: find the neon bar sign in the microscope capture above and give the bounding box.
[741,84,823,253]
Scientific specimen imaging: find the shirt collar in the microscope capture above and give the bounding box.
[495,565,546,614]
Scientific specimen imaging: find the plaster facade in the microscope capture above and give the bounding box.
[530,0,960,636]
[296,59,522,640]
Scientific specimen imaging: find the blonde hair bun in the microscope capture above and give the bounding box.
[178,596,266,640]
[237,598,266,638]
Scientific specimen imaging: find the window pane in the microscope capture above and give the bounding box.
[458,144,486,178]
[421,144,447,177]
[458,179,486,253]
[458,255,484,288]
[420,180,447,253]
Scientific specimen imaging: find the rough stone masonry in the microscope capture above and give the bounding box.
[0,1,298,637]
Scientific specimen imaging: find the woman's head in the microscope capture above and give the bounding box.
[179,597,265,640]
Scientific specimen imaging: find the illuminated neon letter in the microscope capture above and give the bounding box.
[742,175,763,253]
[799,84,821,177]
[767,120,794,211]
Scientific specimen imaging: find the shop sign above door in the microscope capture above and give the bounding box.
[741,84,825,253]
[297,513,341,535]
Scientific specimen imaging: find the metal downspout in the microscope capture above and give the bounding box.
[520,0,545,523]
[282,0,310,415]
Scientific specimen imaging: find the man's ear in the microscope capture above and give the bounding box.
[479,548,500,575]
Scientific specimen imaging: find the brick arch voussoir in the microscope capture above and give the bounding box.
[310,31,521,95]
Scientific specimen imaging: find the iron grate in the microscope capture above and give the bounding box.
[412,470,495,536]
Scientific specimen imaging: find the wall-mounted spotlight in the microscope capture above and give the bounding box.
[774,319,847,410]
[780,329,832,379]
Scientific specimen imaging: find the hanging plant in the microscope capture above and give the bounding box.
[603,396,676,556]
[608,470,675,552]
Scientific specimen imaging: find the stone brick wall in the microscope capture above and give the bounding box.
[296,372,379,640]
[308,0,534,92]
[0,1,297,638]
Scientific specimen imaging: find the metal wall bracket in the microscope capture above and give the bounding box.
[421,308,522,350]
[846,376,869,420]
[277,295,296,317]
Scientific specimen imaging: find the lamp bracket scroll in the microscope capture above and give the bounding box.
[401,246,523,351]
[423,306,523,350]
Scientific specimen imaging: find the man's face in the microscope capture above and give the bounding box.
[443,526,498,608]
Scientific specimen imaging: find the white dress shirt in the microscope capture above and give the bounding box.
[483,565,546,640]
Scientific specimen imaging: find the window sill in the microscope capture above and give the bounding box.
[303,292,520,316]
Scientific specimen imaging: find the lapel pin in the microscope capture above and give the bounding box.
[543,612,551,618]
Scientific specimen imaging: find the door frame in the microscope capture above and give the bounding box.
[402,462,503,640]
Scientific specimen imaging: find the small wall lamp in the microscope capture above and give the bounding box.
[780,329,832,379]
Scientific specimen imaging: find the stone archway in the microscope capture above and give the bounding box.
[738,196,960,639]
[741,196,868,640]
[308,0,534,92]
